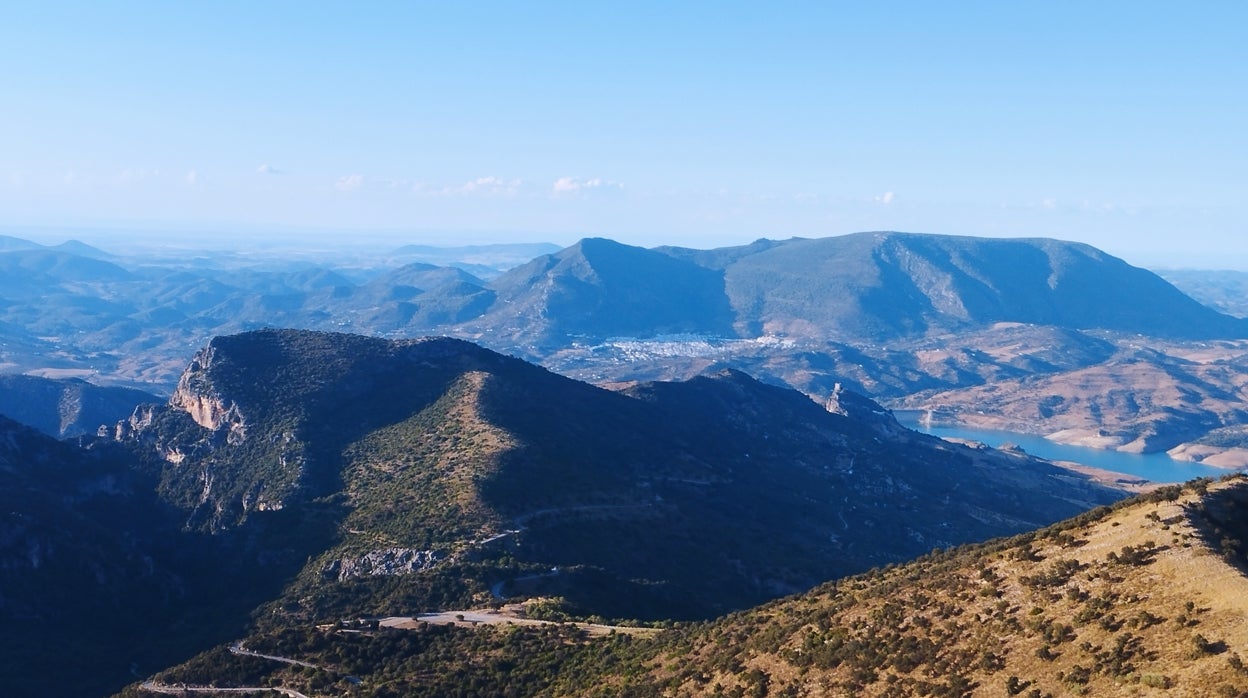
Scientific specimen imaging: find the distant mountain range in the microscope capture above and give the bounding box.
[2,230,1248,461]
[0,227,1244,695]
[0,233,113,258]
[461,233,1248,346]
[389,241,562,279]
[677,232,1247,339]
[4,230,1243,383]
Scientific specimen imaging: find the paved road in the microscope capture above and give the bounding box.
[140,680,311,697]
[230,641,322,670]
[138,643,323,697]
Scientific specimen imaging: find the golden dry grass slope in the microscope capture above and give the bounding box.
[656,476,1248,698]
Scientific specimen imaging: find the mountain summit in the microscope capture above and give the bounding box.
[658,232,1248,340]
[473,237,737,346]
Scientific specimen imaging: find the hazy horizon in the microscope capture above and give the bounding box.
[3,4,1245,269]
[3,222,1243,272]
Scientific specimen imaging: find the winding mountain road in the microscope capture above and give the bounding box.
[138,642,324,696]
[140,680,310,697]
[230,641,323,669]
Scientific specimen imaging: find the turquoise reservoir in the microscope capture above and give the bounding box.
[895,413,1231,483]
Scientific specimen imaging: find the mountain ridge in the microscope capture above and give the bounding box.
[5,231,1247,460]
[653,232,1248,341]
[471,237,737,347]
[106,329,1124,630]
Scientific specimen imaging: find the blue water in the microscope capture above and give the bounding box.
[895,413,1231,483]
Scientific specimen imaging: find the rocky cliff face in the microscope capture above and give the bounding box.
[112,330,516,531]
[823,382,903,435]
[321,548,443,582]
[169,344,248,444]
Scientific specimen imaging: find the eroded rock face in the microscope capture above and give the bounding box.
[170,345,247,445]
[113,405,151,440]
[824,382,902,434]
[322,548,443,581]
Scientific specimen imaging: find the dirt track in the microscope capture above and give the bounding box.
[379,605,660,637]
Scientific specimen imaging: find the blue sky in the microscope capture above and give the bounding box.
[2,2,1245,267]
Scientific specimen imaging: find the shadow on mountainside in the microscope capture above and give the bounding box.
[1185,476,1248,575]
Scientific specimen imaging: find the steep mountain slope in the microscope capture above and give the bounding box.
[468,237,737,347]
[98,329,1141,696]
[0,416,263,698]
[113,329,1122,629]
[0,375,159,438]
[621,477,1248,697]
[126,477,1248,698]
[660,232,1248,341]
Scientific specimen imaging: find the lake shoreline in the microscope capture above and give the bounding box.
[895,412,1233,484]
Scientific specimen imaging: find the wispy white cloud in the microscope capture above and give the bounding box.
[335,173,365,192]
[118,167,160,184]
[552,176,623,195]
[873,191,896,205]
[256,164,283,175]
[186,170,199,185]
[459,176,521,196]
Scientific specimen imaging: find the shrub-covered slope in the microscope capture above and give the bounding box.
[111,329,1124,628]
[130,477,1248,698]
